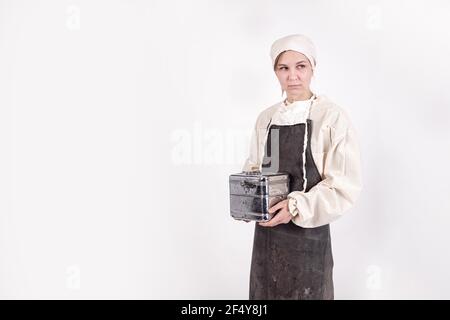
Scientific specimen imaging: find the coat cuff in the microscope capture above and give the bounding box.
[287,196,299,217]
[287,192,314,223]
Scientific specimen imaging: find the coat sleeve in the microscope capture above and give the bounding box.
[287,110,363,228]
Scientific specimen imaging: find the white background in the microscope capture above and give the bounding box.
[1,0,449,299]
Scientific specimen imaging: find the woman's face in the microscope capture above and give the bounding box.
[274,50,314,100]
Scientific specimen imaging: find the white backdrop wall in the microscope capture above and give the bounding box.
[1,0,450,299]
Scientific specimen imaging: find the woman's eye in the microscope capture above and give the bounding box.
[297,65,306,68]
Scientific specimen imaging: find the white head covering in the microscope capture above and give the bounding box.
[270,34,317,71]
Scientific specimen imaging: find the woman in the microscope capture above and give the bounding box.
[242,34,363,300]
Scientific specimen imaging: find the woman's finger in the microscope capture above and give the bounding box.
[260,215,280,227]
[268,204,278,214]
[269,200,285,213]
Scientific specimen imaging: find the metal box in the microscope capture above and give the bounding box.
[229,171,290,222]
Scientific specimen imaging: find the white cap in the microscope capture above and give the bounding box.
[270,34,317,70]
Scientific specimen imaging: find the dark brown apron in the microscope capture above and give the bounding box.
[249,119,334,300]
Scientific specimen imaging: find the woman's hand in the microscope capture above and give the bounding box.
[259,199,292,227]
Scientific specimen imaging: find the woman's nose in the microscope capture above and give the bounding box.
[288,72,300,80]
